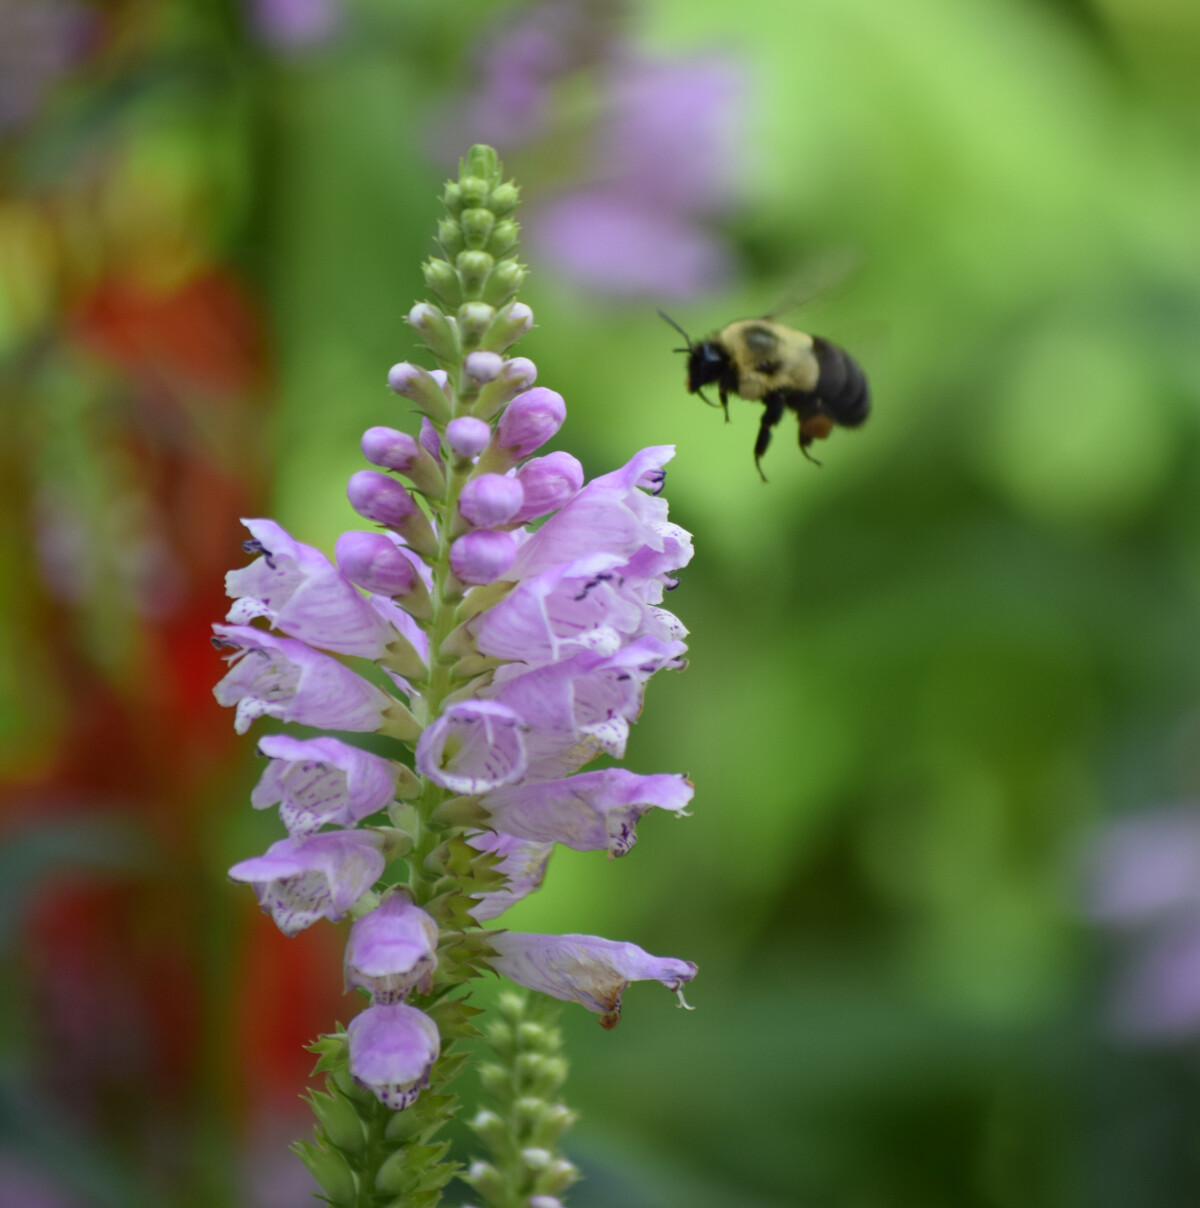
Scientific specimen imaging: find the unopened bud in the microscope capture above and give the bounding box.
[422,258,462,309]
[347,470,418,527]
[488,219,520,256]
[475,354,538,420]
[445,416,491,461]
[437,217,464,258]
[459,302,496,344]
[479,300,535,354]
[450,530,517,585]
[513,451,583,523]
[442,181,463,214]
[459,474,524,528]
[482,258,526,307]
[488,182,520,216]
[457,250,494,296]
[361,426,445,497]
[387,360,453,423]
[460,207,495,249]
[495,388,566,458]
[459,175,489,209]
[406,303,460,366]
[335,532,430,613]
[464,350,503,382]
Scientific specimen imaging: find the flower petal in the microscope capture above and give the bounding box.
[347,1003,441,1110]
[416,701,528,794]
[488,932,697,1029]
[344,893,439,1002]
[228,831,386,936]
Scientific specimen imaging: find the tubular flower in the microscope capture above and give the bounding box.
[214,147,696,1207]
[251,734,404,837]
[228,831,387,937]
[487,933,698,1030]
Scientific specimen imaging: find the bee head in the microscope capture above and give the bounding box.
[686,341,731,394]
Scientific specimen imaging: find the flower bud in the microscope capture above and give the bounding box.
[442,180,463,214]
[347,470,418,526]
[459,175,489,208]
[361,426,446,497]
[422,257,462,309]
[459,303,496,348]
[475,354,538,420]
[344,893,439,1002]
[496,388,566,457]
[482,258,527,307]
[437,216,464,257]
[335,531,418,595]
[457,249,494,296]
[387,359,452,422]
[460,207,495,248]
[459,474,524,528]
[347,472,438,556]
[479,301,535,355]
[450,530,517,585]
[511,451,583,523]
[464,350,503,382]
[445,416,491,460]
[488,219,520,256]
[419,417,444,464]
[406,303,459,366]
[488,182,519,216]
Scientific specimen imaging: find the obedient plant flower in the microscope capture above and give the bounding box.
[489,933,698,1030]
[213,146,696,1207]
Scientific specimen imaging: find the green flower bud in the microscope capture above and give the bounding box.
[465,143,501,182]
[470,1108,509,1151]
[478,1061,512,1099]
[466,1159,506,1202]
[437,217,464,258]
[488,219,520,257]
[309,1090,368,1156]
[422,258,462,309]
[459,176,490,209]
[457,250,495,297]
[488,182,520,216]
[479,301,535,355]
[298,1144,358,1205]
[406,302,460,366]
[461,207,495,249]
[533,1157,580,1197]
[458,302,496,344]
[482,258,526,307]
[443,181,463,214]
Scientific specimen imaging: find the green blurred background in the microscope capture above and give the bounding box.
[3,0,1200,1205]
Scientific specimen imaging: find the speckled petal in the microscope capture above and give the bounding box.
[480,769,693,856]
[344,893,439,1002]
[488,932,697,1029]
[228,830,386,936]
[415,700,528,794]
[347,1003,441,1110]
[251,734,399,836]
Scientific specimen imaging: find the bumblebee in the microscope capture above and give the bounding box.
[661,312,870,480]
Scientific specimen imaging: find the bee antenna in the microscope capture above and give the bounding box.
[657,309,694,349]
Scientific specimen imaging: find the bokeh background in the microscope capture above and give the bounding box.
[3,0,1200,1205]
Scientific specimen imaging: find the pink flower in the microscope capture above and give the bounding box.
[229,830,386,936]
[251,734,399,836]
[212,624,395,735]
[226,519,396,658]
[347,1003,441,1110]
[488,932,697,1028]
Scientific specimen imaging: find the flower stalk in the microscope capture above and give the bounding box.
[214,145,697,1207]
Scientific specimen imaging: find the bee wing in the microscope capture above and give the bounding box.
[763,247,864,321]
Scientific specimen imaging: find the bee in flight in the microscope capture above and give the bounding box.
[660,310,871,480]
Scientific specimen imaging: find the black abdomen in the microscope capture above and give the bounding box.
[813,337,870,428]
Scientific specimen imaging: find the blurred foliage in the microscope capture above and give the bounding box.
[2,0,1199,1206]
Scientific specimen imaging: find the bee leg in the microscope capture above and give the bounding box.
[754,394,786,482]
[799,432,824,468]
[719,386,730,424]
